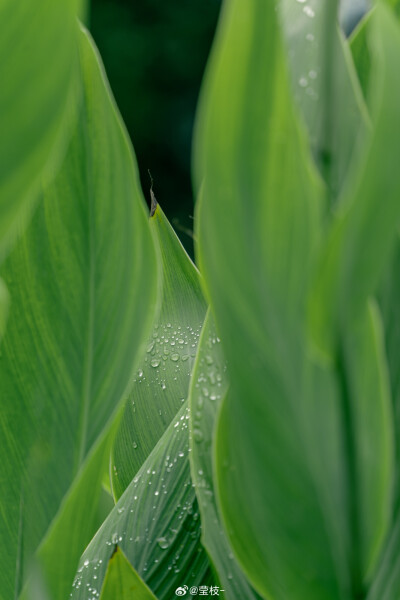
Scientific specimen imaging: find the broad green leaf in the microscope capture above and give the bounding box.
[0,27,158,600]
[279,0,369,201]
[111,201,207,500]
[99,547,157,600]
[195,0,394,597]
[72,402,212,600]
[194,0,345,597]
[189,310,261,599]
[26,421,120,600]
[309,3,400,355]
[0,0,79,258]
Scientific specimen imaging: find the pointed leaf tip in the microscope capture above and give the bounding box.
[150,189,158,217]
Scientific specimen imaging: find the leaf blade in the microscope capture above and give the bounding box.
[99,548,157,600]
[0,26,159,600]
[0,0,79,258]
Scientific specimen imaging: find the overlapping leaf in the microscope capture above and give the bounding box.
[111,202,207,499]
[309,3,400,356]
[0,27,158,600]
[188,310,261,599]
[99,548,157,600]
[279,0,369,202]
[0,0,79,259]
[194,0,395,598]
[72,402,212,600]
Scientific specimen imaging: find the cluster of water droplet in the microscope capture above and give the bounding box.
[71,558,104,600]
[191,333,226,448]
[71,401,209,599]
[134,323,203,391]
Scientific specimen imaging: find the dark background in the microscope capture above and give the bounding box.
[89,0,222,256]
[88,1,367,256]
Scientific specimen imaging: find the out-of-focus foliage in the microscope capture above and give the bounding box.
[5,1,400,600]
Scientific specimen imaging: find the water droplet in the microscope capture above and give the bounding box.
[309,69,317,79]
[299,77,308,87]
[117,507,125,514]
[209,394,217,401]
[133,441,138,449]
[157,536,169,549]
[146,342,155,353]
[303,5,315,17]
[84,559,89,567]
[170,353,179,362]
[178,451,185,458]
[193,429,204,443]
[150,358,160,368]
[137,369,143,378]
[111,533,119,544]
[161,382,166,390]
[306,32,315,42]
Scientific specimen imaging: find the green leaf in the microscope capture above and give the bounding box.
[99,547,157,600]
[279,0,369,201]
[27,423,119,600]
[111,201,207,499]
[0,0,79,258]
[194,0,394,598]
[189,310,261,599]
[309,3,400,355]
[71,402,212,600]
[0,27,158,600]
[194,1,344,597]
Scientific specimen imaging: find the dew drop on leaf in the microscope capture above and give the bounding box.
[157,536,169,549]
[193,428,204,443]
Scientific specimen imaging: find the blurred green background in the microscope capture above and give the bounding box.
[90,0,222,256]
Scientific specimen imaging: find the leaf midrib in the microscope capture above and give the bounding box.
[75,83,96,472]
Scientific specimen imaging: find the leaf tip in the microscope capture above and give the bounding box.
[150,189,158,217]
